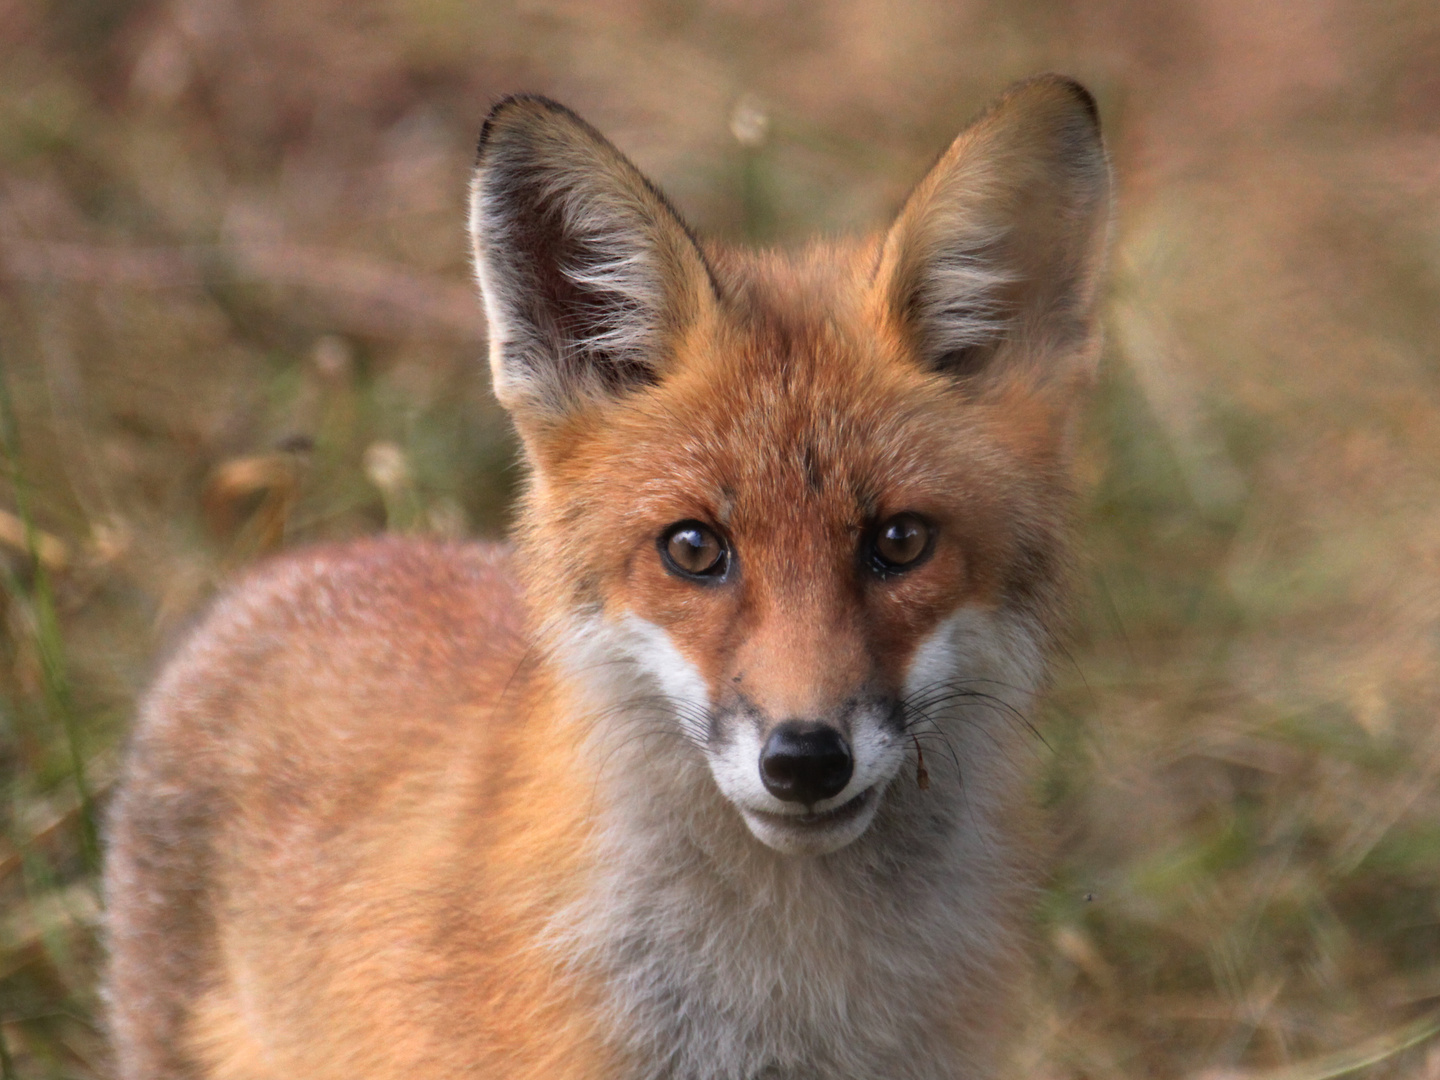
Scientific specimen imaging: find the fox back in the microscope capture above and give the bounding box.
[104,75,1110,1080]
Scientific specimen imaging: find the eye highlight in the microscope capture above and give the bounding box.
[659,521,729,581]
[869,512,933,575]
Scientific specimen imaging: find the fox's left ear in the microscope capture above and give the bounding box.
[875,75,1112,387]
[469,96,717,430]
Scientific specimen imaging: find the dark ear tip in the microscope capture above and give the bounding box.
[1050,76,1100,129]
[1001,73,1102,136]
[474,94,584,165]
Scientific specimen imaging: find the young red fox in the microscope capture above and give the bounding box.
[104,75,1110,1079]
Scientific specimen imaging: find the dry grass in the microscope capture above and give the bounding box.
[2,0,1440,1076]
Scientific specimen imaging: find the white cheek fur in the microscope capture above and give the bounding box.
[613,612,712,718]
[904,606,1044,711]
[549,610,711,725]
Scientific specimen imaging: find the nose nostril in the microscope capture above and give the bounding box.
[758,722,854,804]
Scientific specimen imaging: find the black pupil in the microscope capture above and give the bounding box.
[876,516,927,566]
[668,526,721,574]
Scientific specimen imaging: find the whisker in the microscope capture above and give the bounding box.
[900,710,964,777]
[902,680,1052,753]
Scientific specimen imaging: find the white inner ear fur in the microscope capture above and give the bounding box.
[469,230,526,409]
[469,175,669,412]
[902,214,1016,362]
[548,192,666,359]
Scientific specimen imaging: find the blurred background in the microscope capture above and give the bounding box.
[2,0,1440,1076]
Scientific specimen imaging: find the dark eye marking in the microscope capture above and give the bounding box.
[659,520,731,582]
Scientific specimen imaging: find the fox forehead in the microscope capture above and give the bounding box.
[539,252,1048,551]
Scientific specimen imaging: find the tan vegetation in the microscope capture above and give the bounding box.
[1,0,1439,1076]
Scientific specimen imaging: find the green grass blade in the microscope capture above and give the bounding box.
[0,347,99,877]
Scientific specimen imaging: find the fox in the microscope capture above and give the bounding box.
[103,74,1111,1080]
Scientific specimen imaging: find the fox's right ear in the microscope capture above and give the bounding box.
[469,97,717,428]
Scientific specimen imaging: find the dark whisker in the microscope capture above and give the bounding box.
[903,679,1052,753]
[899,708,964,777]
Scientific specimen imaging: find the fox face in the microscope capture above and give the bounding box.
[471,80,1109,857]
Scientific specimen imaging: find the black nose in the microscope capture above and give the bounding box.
[759,722,853,804]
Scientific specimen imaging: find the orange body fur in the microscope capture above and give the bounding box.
[105,76,1111,1079]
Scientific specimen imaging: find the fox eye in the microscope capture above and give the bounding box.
[870,513,933,574]
[659,521,729,580]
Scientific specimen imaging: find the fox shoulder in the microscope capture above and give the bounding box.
[122,538,524,788]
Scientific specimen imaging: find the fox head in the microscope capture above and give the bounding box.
[470,77,1110,856]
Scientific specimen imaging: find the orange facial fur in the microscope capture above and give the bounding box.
[105,76,1110,1080]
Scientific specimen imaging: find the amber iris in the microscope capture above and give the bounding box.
[872,512,932,572]
[660,521,728,579]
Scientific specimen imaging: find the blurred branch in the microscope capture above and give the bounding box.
[0,238,484,342]
[1192,1008,1440,1080]
[1112,294,1246,517]
[0,509,69,573]
[202,452,302,557]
